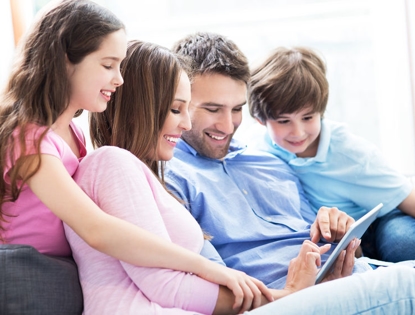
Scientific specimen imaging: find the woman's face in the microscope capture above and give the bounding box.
[156,71,192,161]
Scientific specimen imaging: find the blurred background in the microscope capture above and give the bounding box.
[1,0,415,176]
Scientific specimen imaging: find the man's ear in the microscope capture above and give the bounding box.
[255,117,265,126]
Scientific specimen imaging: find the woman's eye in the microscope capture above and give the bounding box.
[103,65,112,70]
[171,109,180,114]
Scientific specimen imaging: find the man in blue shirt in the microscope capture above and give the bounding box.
[165,32,368,290]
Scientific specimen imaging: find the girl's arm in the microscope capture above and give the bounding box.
[24,153,272,308]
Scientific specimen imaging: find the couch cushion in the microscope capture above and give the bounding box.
[0,244,83,315]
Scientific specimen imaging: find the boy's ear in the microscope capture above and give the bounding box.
[255,117,265,126]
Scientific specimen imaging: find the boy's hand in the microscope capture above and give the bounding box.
[310,206,354,243]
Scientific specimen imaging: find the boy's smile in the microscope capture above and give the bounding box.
[264,107,321,158]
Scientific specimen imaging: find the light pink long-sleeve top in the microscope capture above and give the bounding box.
[64,146,219,315]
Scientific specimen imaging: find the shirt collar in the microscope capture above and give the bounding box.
[314,118,330,162]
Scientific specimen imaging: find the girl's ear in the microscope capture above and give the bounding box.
[255,117,265,126]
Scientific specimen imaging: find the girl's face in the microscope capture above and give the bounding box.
[264,107,321,158]
[157,71,192,161]
[66,29,127,114]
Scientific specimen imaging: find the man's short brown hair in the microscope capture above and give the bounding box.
[172,32,250,83]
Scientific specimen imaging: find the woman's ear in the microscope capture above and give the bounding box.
[65,54,74,76]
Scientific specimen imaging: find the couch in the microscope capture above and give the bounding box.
[0,244,83,315]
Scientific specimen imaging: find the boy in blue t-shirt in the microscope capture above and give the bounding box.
[248,46,415,262]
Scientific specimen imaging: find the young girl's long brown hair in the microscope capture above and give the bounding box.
[0,0,124,240]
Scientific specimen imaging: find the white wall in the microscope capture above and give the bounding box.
[4,0,415,175]
[0,1,16,89]
[99,0,415,174]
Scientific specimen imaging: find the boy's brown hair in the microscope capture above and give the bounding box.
[248,47,329,123]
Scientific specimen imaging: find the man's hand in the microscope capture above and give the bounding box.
[321,238,360,282]
[284,240,331,294]
[310,206,355,243]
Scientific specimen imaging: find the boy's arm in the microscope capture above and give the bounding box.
[397,188,415,217]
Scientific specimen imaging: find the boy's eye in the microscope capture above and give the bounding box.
[303,115,314,121]
[277,119,289,124]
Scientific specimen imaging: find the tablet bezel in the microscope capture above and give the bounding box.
[315,203,384,284]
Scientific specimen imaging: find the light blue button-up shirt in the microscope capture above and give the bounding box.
[165,138,335,289]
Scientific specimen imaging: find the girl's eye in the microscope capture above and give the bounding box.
[171,109,180,114]
[103,65,112,70]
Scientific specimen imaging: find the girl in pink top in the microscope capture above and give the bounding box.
[0,0,271,310]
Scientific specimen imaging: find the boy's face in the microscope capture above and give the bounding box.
[264,107,321,158]
[181,73,246,159]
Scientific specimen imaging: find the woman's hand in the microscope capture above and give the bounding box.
[198,260,274,312]
[284,240,331,294]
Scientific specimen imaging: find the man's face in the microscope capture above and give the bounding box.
[182,73,247,159]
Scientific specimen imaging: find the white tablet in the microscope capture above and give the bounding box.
[315,203,383,284]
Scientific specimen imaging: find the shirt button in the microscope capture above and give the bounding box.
[242,189,248,195]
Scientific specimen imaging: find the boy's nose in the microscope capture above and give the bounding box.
[291,124,304,137]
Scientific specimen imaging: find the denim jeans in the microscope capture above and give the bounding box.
[362,208,415,262]
[246,265,415,315]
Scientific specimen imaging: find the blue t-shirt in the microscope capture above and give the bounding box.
[165,138,334,289]
[257,119,412,220]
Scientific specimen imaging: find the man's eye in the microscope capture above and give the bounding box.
[205,108,218,113]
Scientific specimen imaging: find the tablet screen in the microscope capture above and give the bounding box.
[315,203,383,284]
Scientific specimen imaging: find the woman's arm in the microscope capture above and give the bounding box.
[25,153,272,309]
